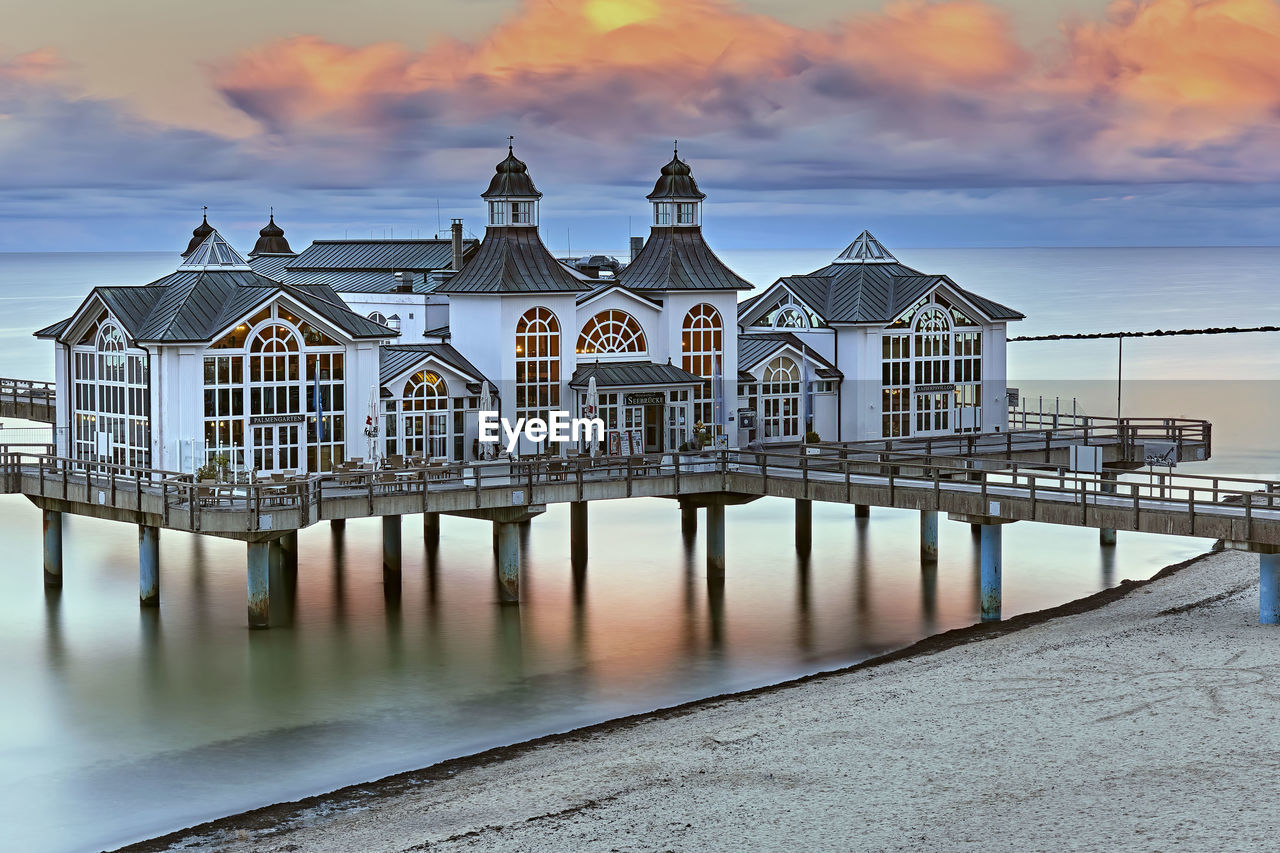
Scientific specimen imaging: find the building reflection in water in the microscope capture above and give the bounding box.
[0,495,1208,853]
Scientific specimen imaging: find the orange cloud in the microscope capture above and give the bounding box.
[212,0,1280,185]
[0,48,65,83]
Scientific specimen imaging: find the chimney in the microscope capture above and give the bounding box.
[630,236,644,262]
[451,219,464,271]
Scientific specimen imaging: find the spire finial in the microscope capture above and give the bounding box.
[508,135,514,154]
[674,139,679,158]
[201,204,208,222]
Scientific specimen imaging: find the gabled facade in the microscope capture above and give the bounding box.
[737,232,1023,442]
[37,230,393,475]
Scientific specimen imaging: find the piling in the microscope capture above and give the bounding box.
[979,524,1002,622]
[570,501,588,567]
[706,503,726,577]
[496,521,520,603]
[854,505,870,518]
[920,510,939,562]
[138,525,159,607]
[383,515,402,599]
[795,499,812,554]
[1100,475,1117,546]
[1261,552,1280,625]
[247,541,271,629]
[423,512,440,548]
[681,503,697,539]
[330,518,346,531]
[43,509,62,588]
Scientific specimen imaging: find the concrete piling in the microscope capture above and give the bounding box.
[423,512,440,549]
[247,541,271,629]
[795,499,812,554]
[920,510,939,562]
[854,505,870,518]
[706,503,726,578]
[330,518,346,531]
[139,525,159,607]
[681,503,698,539]
[1100,475,1117,546]
[979,524,1002,622]
[382,515,402,575]
[1261,552,1280,625]
[496,521,520,603]
[43,509,62,588]
[570,501,588,567]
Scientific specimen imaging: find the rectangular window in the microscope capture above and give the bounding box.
[676,203,697,225]
[511,202,532,224]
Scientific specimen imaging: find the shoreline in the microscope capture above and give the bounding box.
[118,548,1224,853]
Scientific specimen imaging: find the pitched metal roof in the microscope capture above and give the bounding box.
[738,332,842,377]
[247,253,292,280]
[575,282,663,308]
[617,227,753,292]
[43,269,393,345]
[435,227,593,294]
[33,317,71,339]
[743,235,1024,326]
[282,270,432,293]
[380,343,490,386]
[288,239,474,272]
[569,360,704,389]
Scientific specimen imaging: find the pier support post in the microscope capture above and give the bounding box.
[383,515,402,597]
[423,512,440,549]
[1099,474,1117,546]
[1261,553,1280,625]
[139,525,159,607]
[43,509,62,588]
[706,503,726,578]
[330,518,345,532]
[795,499,812,554]
[854,504,870,518]
[681,503,698,539]
[920,510,939,562]
[570,501,588,567]
[496,521,520,603]
[247,541,271,629]
[280,530,298,579]
[979,524,1002,622]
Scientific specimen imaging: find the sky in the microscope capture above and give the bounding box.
[4,0,1280,253]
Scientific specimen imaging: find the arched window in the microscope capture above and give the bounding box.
[773,306,807,330]
[368,311,387,325]
[881,294,980,438]
[71,319,150,468]
[516,307,560,425]
[762,356,800,440]
[681,304,722,426]
[577,309,647,356]
[402,370,448,458]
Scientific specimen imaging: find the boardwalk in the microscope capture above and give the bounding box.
[0,377,54,424]
[4,414,1277,627]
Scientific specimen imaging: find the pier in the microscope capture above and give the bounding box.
[4,412,1279,628]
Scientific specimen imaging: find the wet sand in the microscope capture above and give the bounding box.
[125,548,1276,852]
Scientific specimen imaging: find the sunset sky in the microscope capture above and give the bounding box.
[5,0,1280,253]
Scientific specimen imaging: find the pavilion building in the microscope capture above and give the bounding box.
[33,145,1022,475]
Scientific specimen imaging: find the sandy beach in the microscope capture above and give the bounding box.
[127,548,1277,852]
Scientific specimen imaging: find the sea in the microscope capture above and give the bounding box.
[0,247,1276,852]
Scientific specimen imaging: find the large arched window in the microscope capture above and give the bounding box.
[72,316,150,468]
[881,293,981,438]
[681,303,722,426]
[762,356,800,440]
[516,307,560,425]
[577,309,647,356]
[773,306,808,330]
[401,370,448,458]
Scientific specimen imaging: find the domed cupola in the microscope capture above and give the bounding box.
[250,210,294,256]
[647,144,704,228]
[481,140,542,227]
[183,210,215,257]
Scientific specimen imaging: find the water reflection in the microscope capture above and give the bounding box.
[0,495,1209,853]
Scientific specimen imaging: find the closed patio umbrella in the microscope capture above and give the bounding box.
[586,374,600,457]
[479,380,495,459]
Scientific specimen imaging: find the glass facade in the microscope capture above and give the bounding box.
[762,356,800,440]
[515,307,560,429]
[681,303,722,427]
[71,314,150,467]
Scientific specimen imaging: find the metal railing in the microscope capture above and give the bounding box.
[2,442,1276,544]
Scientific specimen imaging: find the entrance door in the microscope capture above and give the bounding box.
[667,402,688,451]
[252,423,302,474]
[643,404,662,452]
[913,390,952,436]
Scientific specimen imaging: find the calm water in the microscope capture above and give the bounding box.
[0,248,1276,852]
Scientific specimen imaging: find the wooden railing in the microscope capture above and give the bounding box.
[0,377,57,424]
[2,442,1276,544]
